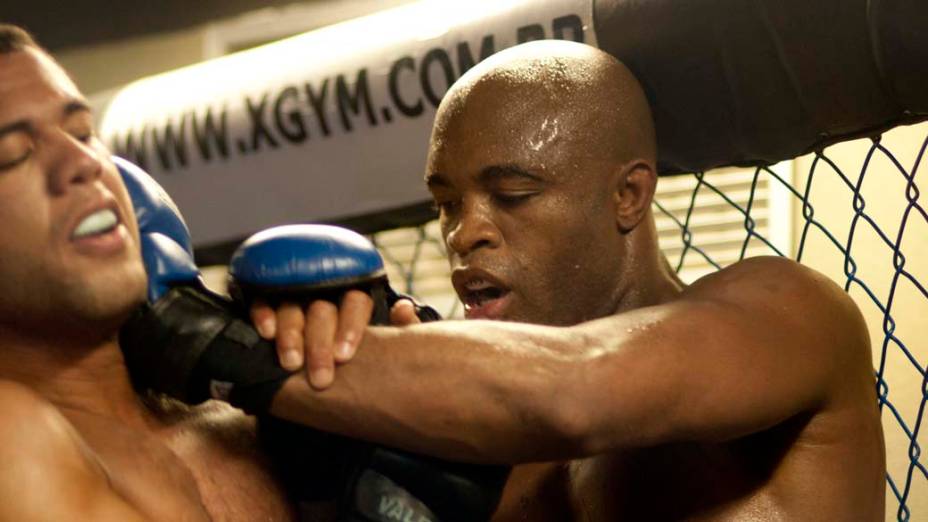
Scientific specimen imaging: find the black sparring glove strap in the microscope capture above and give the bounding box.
[120,287,223,402]
[120,286,295,413]
[194,316,295,414]
[384,286,442,323]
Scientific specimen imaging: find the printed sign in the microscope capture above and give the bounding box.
[100,0,596,246]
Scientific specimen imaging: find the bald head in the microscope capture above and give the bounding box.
[425,41,664,325]
[430,40,656,170]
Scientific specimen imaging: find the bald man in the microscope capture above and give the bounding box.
[254,41,886,520]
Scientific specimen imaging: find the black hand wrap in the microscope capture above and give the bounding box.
[385,286,442,323]
[120,285,295,414]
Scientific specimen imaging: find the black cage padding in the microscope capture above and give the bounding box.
[594,0,928,175]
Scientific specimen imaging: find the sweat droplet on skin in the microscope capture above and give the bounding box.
[528,117,561,152]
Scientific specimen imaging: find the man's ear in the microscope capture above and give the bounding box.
[612,159,657,233]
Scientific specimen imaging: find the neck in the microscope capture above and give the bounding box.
[613,221,686,314]
[613,263,683,314]
[0,323,155,429]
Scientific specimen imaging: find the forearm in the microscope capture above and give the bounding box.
[266,294,823,464]
[269,320,586,464]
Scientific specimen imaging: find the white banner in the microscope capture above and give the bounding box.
[100,0,596,247]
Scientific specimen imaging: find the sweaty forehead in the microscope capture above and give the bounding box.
[428,57,619,175]
[427,41,656,180]
[438,53,603,131]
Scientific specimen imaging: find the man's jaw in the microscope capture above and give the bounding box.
[452,267,513,320]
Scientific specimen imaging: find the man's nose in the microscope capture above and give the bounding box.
[46,132,103,195]
[445,200,502,258]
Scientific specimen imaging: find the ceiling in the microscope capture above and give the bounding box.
[3,0,310,51]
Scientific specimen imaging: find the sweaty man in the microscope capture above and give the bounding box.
[255,41,887,520]
[0,26,300,521]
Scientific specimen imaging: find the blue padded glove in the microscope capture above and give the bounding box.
[113,156,199,302]
[229,224,390,321]
[229,224,440,324]
[233,225,507,522]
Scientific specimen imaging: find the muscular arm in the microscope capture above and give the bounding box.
[270,258,873,464]
[0,381,150,521]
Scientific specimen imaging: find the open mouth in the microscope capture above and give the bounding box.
[458,277,512,319]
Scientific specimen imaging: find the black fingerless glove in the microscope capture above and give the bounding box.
[120,285,295,414]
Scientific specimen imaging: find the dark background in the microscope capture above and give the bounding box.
[3,0,308,50]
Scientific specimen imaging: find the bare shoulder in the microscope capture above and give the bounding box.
[683,256,871,368]
[0,380,144,520]
[685,257,863,329]
[0,380,99,506]
[0,379,90,455]
[686,256,847,304]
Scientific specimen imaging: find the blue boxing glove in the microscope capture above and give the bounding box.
[113,156,199,302]
[228,224,440,328]
[115,157,294,413]
[233,225,507,522]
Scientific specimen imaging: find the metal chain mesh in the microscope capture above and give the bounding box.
[655,130,928,522]
[369,122,928,521]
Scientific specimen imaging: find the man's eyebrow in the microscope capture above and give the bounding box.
[64,99,92,117]
[479,165,545,184]
[0,121,30,140]
[0,99,91,140]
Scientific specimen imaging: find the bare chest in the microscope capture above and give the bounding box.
[494,444,792,522]
[495,407,883,522]
[74,404,295,522]
[165,407,296,522]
